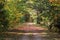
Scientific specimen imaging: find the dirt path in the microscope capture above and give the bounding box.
[9,22,48,33]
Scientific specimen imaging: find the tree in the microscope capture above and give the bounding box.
[31,0,51,25]
[49,1,60,32]
[0,0,8,31]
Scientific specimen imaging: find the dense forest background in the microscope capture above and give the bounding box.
[0,0,60,32]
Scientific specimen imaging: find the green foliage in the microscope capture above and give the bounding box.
[48,1,60,32]
[31,0,51,25]
[0,0,9,31]
[4,0,30,28]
